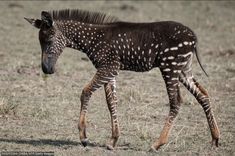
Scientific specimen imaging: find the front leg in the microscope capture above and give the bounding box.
[79,71,105,146]
[78,70,119,147]
[79,85,91,147]
[104,78,120,150]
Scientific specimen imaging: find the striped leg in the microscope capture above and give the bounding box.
[78,70,118,146]
[151,71,181,150]
[177,84,183,104]
[179,72,220,147]
[104,78,120,150]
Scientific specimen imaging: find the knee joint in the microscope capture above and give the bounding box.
[80,87,92,101]
[194,81,209,97]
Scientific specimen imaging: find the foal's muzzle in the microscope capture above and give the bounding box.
[41,54,56,74]
[42,61,55,74]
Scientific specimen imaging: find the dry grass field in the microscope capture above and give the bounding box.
[0,1,234,156]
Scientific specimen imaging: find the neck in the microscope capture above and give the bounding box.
[57,20,107,55]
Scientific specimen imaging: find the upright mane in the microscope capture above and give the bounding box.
[50,9,120,24]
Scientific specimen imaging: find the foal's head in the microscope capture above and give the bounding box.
[25,11,66,74]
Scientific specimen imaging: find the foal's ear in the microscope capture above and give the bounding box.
[24,17,42,29]
[41,11,53,27]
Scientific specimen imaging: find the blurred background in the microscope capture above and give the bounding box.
[0,1,234,155]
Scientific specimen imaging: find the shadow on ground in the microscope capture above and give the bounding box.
[0,138,81,147]
[0,138,141,151]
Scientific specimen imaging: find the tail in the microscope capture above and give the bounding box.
[194,46,209,77]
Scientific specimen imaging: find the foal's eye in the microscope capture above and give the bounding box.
[42,30,47,34]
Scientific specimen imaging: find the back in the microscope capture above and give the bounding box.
[104,21,196,72]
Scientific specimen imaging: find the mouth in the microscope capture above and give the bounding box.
[41,62,55,74]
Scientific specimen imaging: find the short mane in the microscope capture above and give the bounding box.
[50,9,120,24]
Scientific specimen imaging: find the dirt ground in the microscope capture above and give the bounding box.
[0,1,234,156]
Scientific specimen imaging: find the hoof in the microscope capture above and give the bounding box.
[212,138,219,147]
[106,144,114,150]
[150,142,164,151]
[81,138,89,147]
[149,146,158,153]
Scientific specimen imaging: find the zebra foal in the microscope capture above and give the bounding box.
[25,9,220,151]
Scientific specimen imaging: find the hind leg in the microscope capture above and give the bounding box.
[177,84,183,104]
[151,71,181,150]
[179,72,220,147]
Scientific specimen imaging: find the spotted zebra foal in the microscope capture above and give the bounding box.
[25,9,220,151]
